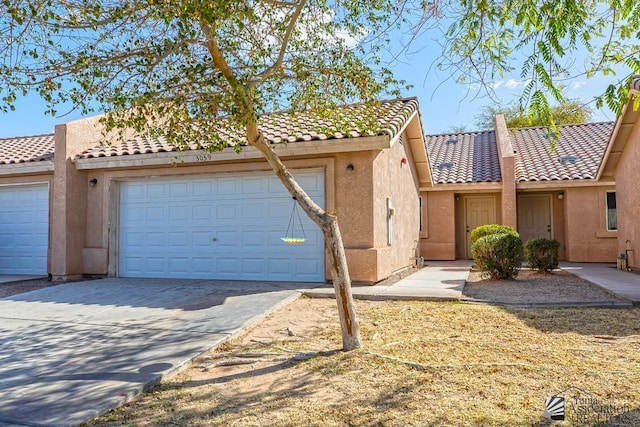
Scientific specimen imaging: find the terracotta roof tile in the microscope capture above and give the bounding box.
[78,98,419,159]
[0,134,55,165]
[425,131,502,184]
[511,122,613,182]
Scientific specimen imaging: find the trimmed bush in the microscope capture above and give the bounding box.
[470,224,519,247]
[472,233,523,280]
[524,238,560,272]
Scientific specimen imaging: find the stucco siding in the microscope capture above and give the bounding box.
[564,186,617,262]
[370,135,421,281]
[612,122,640,268]
[420,190,456,260]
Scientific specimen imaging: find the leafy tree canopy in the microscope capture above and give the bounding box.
[0,0,414,148]
[474,100,593,130]
[432,0,640,131]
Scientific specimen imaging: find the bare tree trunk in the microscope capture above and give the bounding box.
[247,122,362,351]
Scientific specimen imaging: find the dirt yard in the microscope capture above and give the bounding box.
[85,271,640,426]
[464,268,630,305]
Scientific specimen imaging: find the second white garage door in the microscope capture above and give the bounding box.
[118,170,325,282]
[0,183,49,275]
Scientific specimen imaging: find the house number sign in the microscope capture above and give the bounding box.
[195,153,213,161]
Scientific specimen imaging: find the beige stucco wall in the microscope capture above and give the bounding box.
[563,186,617,262]
[74,137,421,283]
[419,190,456,260]
[551,191,567,260]
[368,135,421,281]
[612,119,640,268]
[51,116,113,280]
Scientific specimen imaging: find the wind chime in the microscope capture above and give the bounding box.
[281,197,307,244]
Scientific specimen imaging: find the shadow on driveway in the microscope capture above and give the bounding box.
[0,278,315,426]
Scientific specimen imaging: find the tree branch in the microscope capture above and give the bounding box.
[249,0,307,89]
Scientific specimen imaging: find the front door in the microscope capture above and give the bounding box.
[518,195,552,243]
[465,196,496,259]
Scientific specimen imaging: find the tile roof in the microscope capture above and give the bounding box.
[78,98,419,159]
[425,131,502,184]
[511,122,613,182]
[0,134,55,165]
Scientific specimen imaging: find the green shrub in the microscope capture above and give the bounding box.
[472,233,523,280]
[470,224,519,247]
[524,238,560,272]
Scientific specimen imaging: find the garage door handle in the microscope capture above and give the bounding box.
[212,238,217,242]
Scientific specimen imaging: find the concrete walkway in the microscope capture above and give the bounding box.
[0,278,311,427]
[561,262,640,305]
[304,260,472,301]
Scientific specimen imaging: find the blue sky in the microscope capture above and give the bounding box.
[0,26,624,138]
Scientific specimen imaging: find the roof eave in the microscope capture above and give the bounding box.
[74,136,390,170]
[516,179,615,189]
[399,110,433,188]
[0,161,54,176]
[420,182,502,192]
[596,88,640,180]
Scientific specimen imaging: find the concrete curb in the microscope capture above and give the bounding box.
[459,298,634,309]
[303,290,461,302]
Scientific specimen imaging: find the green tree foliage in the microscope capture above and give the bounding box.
[434,0,640,133]
[474,100,593,130]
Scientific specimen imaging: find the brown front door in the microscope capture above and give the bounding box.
[518,194,552,243]
[465,196,496,258]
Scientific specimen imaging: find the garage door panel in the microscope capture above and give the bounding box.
[0,184,49,275]
[218,179,239,195]
[119,171,324,281]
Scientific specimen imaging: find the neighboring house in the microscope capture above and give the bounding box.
[597,76,640,269]
[0,98,432,283]
[0,134,54,275]
[416,74,640,267]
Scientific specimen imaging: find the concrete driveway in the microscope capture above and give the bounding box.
[0,278,311,426]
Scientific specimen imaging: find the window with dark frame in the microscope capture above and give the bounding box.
[606,192,617,231]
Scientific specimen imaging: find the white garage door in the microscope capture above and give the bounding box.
[0,183,49,275]
[118,170,325,282]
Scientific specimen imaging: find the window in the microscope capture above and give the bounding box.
[606,192,617,231]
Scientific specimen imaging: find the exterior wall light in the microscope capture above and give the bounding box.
[346,164,354,173]
[89,178,98,186]
[558,192,564,200]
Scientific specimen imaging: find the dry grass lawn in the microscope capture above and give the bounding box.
[86,297,640,427]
